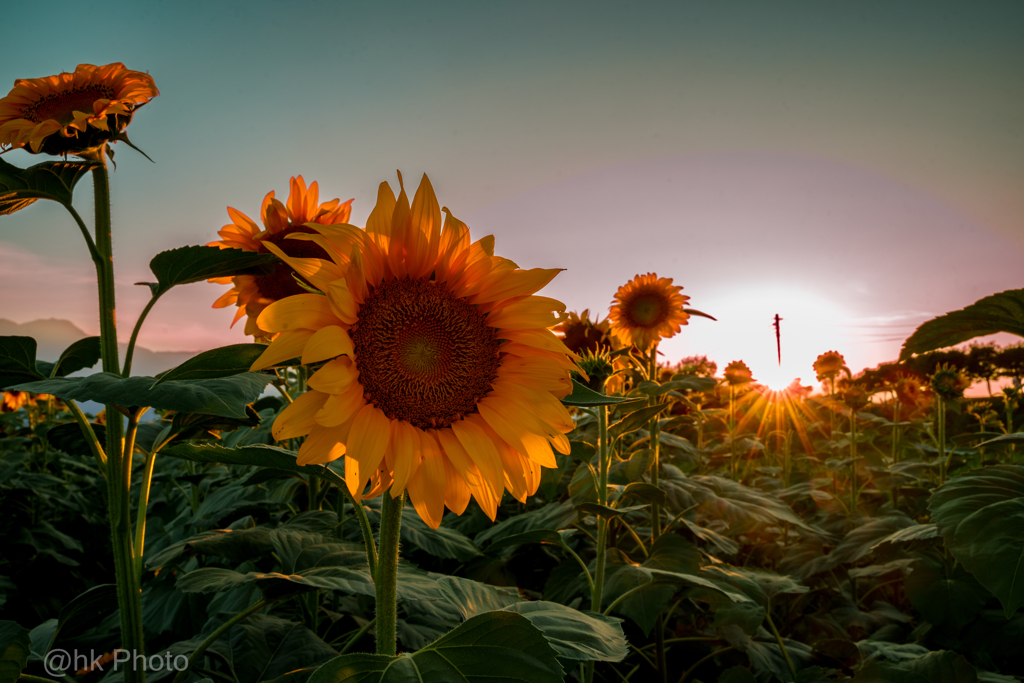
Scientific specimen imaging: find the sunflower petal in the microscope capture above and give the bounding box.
[487,296,568,329]
[257,293,340,333]
[296,423,347,466]
[302,325,354,364]
[389,421,421,496]
[347,405,392,486]
[273,390,329,440]
[308,356,358,394]
[408,435,447,529]
[251,330,313,370]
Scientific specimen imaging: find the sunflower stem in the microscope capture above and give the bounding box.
[937,397,947,486]
[647,346,662,539]
[123,292,164,377]
[85,147,146,680]
[375,491,404,657]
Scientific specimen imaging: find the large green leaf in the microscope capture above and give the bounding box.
[608,404,669,439]
[142,245,279,297]
[904,553,989,631]
[308,611,564,683]
[0,621,29,683]
[561,379,629,406]
[8,372,271,418]
[474,501,577,547]
[212,613,338,683]
[435,576,627,663]
[929,464,1024,617]
[0,157,99,214]
[154,344,269,384]
[47,337,101,378]
[0,336,44,389]
[899,289,1024,360]
[852,649,977,683]
[400,512,479,562]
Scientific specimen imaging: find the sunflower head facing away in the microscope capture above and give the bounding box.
[555,309,614,356]
[0,63,158,155]
[813,350,848,382]
[930,363,971,401]
[609,273,689,349]
[249,172,580,528]
[723,360,755,386]
[209,176,353,341]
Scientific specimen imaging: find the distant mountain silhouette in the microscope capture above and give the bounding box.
[0,318,199,378]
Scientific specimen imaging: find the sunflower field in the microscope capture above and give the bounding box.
[1,62,1024,683]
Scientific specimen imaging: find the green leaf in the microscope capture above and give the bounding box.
[714,602,766,636]
[308,611,564,683]
[853,649,978,683]
[400,512,480,562]
[638,375,718,396]
[904,553,989,631]
[46,422,105,458]
[55,584,117,642]
[719,667,758,683]
[0,157,99,214]
[144,245,279,297]
[475,501,577,547]
[575,502,648,520]
[161,442,348,485]
[154,343,269,384]
[978,432,1024,447]
[899,288,1024,360]
[870,523,940,551]
[608,403,669,439]
[436,576,522,619]
[9,371,271,419]
[0,621,30,683]
[482,528,576,554]
[929,464,1024,617]
[619,482,667,506]
[215,612,339,683]
[49,337,101,378]
[561,379,629,406]
[505,602,628,662]
[0,336,44,390]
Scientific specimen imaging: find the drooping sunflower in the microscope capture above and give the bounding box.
[723,360,755,386]
[609,273,690,349]
[250,173,580,528]
[0,63,158,155]
[555,309,613,356]
[813,350,848,382]
[209,176,354,341]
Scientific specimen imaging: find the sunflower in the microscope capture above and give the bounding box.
[209,176,354,341]
[0,63,158,155]
[930,363,971,400]
[609,273,689,349]
[813,351,847,382]
[555,309,613,356]
[1,391,33,412]
[250,173,579,529]
[723,360,754,386]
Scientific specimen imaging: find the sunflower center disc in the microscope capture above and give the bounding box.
[352,278,501,430]
[25,85,116,125]
[629,294,666,326]
[254,226,329,300]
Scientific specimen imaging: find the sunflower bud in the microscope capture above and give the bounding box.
[930,363,970,400]
[723,360,754,386]
[576,348,615,392]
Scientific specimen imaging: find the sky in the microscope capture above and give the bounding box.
[2,1,1022,390]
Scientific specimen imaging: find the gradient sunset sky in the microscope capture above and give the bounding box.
[2,1,1022,388]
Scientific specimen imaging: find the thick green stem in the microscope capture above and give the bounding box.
[938,398,947,485]
[647,346,662,538]
[591,404,610,612]
[375,491,404,656]
[849,410,858,515]
[84,148,146,680]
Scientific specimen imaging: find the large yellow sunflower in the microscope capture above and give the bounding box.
[0,63,158,155]
[608,273,690,349]
[250,173,580,528]
[209,176,354,341]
